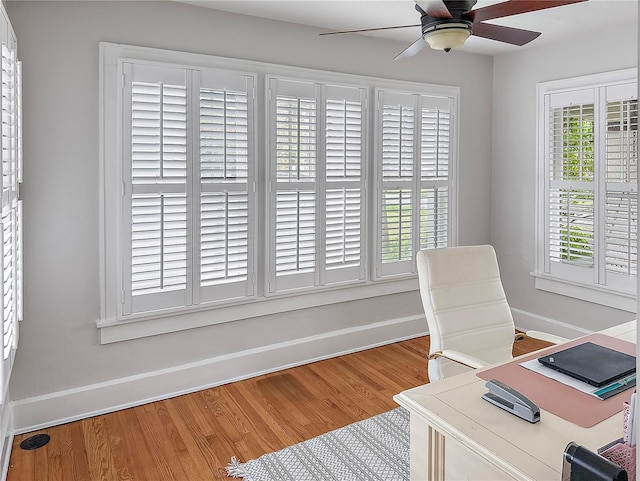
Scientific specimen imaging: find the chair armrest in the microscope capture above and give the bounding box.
[524,330,569,345]
[428,349,489,369]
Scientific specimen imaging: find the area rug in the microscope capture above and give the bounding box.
[226,407,409,481]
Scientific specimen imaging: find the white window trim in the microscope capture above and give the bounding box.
[533,67,637,313]
[99,42,459,343]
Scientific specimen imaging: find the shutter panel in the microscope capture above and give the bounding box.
[380,99,415,276]
[125,64,189,314]
[324,94,365,284]
[268,79,318,293]
[15,60,21,324]
[198,76,255,303]
[547,101,595,272]
[1,39,16,361]
[419,104,451,250]
[604,96,637,277]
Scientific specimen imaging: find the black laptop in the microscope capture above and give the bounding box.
[537,342,636,387]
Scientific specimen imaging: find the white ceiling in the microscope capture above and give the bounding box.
[181,0,638,56]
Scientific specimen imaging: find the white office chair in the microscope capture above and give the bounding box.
[417,245,567,381]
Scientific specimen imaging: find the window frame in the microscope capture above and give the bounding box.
[534,68,638,312]
[99,42,460,343]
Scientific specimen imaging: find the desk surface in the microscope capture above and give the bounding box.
[393,321,637,481]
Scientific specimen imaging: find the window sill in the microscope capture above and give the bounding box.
[97,277,420,344]
[531,272,636,313]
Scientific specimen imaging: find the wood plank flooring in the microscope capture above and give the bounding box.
[7,335,549,481]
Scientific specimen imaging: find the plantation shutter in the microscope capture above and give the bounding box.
[267,78,318,293]
[323,85,366,285]
[197,70,256,303]
[267,78,367,294]
[545,89,596,282]
[419,97,452,251]
[603,83,637,287]
[543,81,637,294]
[376,90,453,278]
[123,63,190,314]
[1,31,17,369]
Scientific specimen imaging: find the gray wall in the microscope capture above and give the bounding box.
[5,1,493,401]
[491,23,638,332]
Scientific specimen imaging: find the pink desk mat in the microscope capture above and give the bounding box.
[477,334,635,428]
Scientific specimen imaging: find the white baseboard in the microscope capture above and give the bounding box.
[511,307,592,340]
[13,315,427,434]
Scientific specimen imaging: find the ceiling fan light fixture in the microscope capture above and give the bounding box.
[423,23,472,52]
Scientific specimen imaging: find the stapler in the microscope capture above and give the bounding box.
[482,379,540,423]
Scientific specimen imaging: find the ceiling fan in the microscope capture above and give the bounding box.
[320,0,588,59]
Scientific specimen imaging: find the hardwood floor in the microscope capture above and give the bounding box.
[7,335,549,481]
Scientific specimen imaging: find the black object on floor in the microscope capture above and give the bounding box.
[19,433,50,450]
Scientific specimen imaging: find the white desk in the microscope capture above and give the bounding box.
[393,321,636,481]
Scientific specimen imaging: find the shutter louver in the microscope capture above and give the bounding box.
[421,109,450,179]
[200,89,249,181]
[275,191,315,275]
[276,97,316,181]
[548,188,594,265]
[381,189,412,263]
[605,98,638,276]
[200,192,249,285]
[2,211,12,359]
[326,188,360,269]
[131,82,187,182]
[326,99,361,179]
[131,195,187,295]
[605,192,637,275]
[420,187,448,249]
[382,105,414,180]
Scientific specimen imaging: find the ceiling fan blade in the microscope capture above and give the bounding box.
[472,22,541,46]
[394,37,427,61]
[469,0,588,23]
[415,0,453,18]
[319,24,420,36]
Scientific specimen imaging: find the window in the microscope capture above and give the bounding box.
[266,78,367,294]
[119,63,257,317]
[375,90,455,279]
[535,69,637,310]
[100,43,459,341]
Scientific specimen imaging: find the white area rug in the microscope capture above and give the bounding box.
[226,407,409,481]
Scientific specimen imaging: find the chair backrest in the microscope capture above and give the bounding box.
[417,245,516,381]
